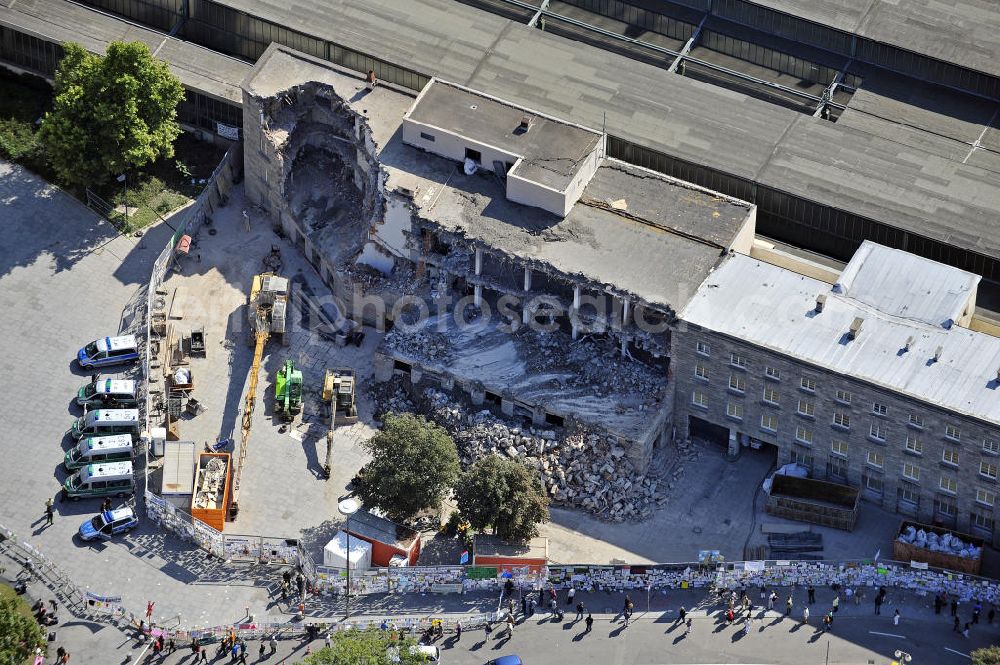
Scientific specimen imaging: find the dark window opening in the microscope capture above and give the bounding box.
[545,413,565,427]
[420,132,435,142]
[393,360,411,373]
[465,148,482,163]
[485,391,502,406]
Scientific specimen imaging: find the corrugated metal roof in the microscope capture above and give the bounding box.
[835,241,980,328]
[682,253,1000,426]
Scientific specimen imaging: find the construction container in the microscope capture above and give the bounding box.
[322,530,373,569]
[344,510,421,566]
[472,535,549,573]
[765,475,860,531]
[190,452,231,531]
[893,520,984,575]
[160,441,197,510]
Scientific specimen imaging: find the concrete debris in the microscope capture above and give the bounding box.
[369,382,661,523]
[383,326,454,364]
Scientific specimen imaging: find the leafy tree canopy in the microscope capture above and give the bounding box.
[39,41,184,187]
[0,592,45,665]
[301,628,428,665]
[455,454,549,542]
[973,646,1000,665]
[357,413,460,523]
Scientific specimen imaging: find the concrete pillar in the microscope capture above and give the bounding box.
[475,248,483,275]
[501,398,515,417]
[573,285,581,310]
[523,267,532,292]
[441,376,455,391]
[622,298,630,328]
[522,305,530,325]
[474,284,483,308]
[373,354,394,382]
[532,406,547,426]
[409,367,423,385]
[572,321,579,340]
[727,428,741,460]
[469,384,486,406]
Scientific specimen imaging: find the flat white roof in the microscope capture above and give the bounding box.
[93,379,136,395]
[87,409,139,424]
[82,461,133,479]
[96,335,138,352]
[82,435,134,451]
[835,241,980,328]
[682,253,1000,427]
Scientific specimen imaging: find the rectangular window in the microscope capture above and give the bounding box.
[760,414,778,432]
[730,352,748,368]
[795,426,813,445]
[728,373,746,393]
[980,460,998,480]
[971,509,995,533]
[828,455,848,480]
[465,147,482,163]
[765,366,781,380]
[835,389,852,404]
[870,420,887,442]
[762,386,780,405]
[691,390,708,409]
[419,131,436,142]
[976,489,996,507]
[908,413,924,429]
[942,448,960,467]
[696,341,710,356]
[867,450,883,468]
[864,472,884,494]
[797,399,815,417]
[726,402,744,420]
[984,438,999,455]
[831,439,849,457]
[935,495,958,518]
[945,424,962,442]
[872,402,887,416]
[800,377,816,392]
[832,411,851,429]
[694,363,709,380]
[902,462,920,482]
[790,449,814,470]
[939,476,958,494]
[904,435,923,455]
[898,483,920,504]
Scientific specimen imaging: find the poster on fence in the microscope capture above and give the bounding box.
[224,535,259,562]
[260,537,299,565]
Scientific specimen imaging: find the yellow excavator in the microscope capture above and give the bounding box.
[230,273,288,519]
[321,368,358,478]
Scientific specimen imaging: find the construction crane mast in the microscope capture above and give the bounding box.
[230,273,288,519]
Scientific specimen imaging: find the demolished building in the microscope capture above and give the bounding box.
[242,44,757,471]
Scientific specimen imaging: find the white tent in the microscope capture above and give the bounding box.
[323,530,372,569]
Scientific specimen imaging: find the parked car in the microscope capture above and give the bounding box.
[78,506,138,541]
[486,657,523,665]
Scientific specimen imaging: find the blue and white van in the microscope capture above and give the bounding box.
[76,379,138,408]
[70,409,140,440]
[78,506,139,541]
[77,335,139,368]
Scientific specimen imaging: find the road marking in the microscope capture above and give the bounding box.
[944,647,971,659]
[868,630,906,638]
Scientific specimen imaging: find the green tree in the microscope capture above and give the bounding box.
[357,413,460,523]
[301,628,426,665]
[0,591,45,665]
[455,455,549,542]
[39,41,184,187]
[973,646,1000,665]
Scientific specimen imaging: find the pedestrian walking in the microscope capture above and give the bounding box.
[785,596,792,616]
[954,616,961,632]
[743,618,751,637]
[576,602,585,620]
[585,613,594,633]
[934,594,943,614]
[167,639,176,654]
[893,609,900,626]
[807,585,816,604]
[324,633,332,649]
[145,601,154,621]
[549,598,557,615]
[528,598,536,618]
[567,587,576,606]
[238,647,248,665]
[48,600,57,614]
[549,587,557,603]
[521,595,527,617]
[768,591,776,610]
[507,598,514,617]
[951,598,959,617]
[456,621,462,640]
[684,618,692,636]
[832,596,840,614]
[230,642,239,663]
[874,594,883,615]
[484,621,493,641]
[963,622,971,638]
[258,643,265,660]
[269,636,277,654]
[973,601,982,624]
[802,607,809,624]
[823,613,832,632]
[505,614,514,637]
[678,606,687,624]
[44,498,54,526]
[538,588,545,606]
[726,608,735,624]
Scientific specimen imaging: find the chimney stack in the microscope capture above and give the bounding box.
[904,336,914,352]
[848,317,863,340]
[933,346,943,362]
[815,294,826,313]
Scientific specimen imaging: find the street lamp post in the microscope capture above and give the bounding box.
[338,499,359,620]
[894,650,913,663]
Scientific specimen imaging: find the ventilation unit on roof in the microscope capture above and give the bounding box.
[815,294,826,313]
[933,346,943,362]
[848,317,863,340]
[516,115,533,134]
[904,336,914,352]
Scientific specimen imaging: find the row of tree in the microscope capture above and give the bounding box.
[355,413,549,543]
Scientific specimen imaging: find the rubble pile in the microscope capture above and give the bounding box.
[382,327,454,364]
[513,329,664,401]
[419,388,665,522]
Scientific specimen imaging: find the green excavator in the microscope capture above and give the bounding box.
[274,359,303,422]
